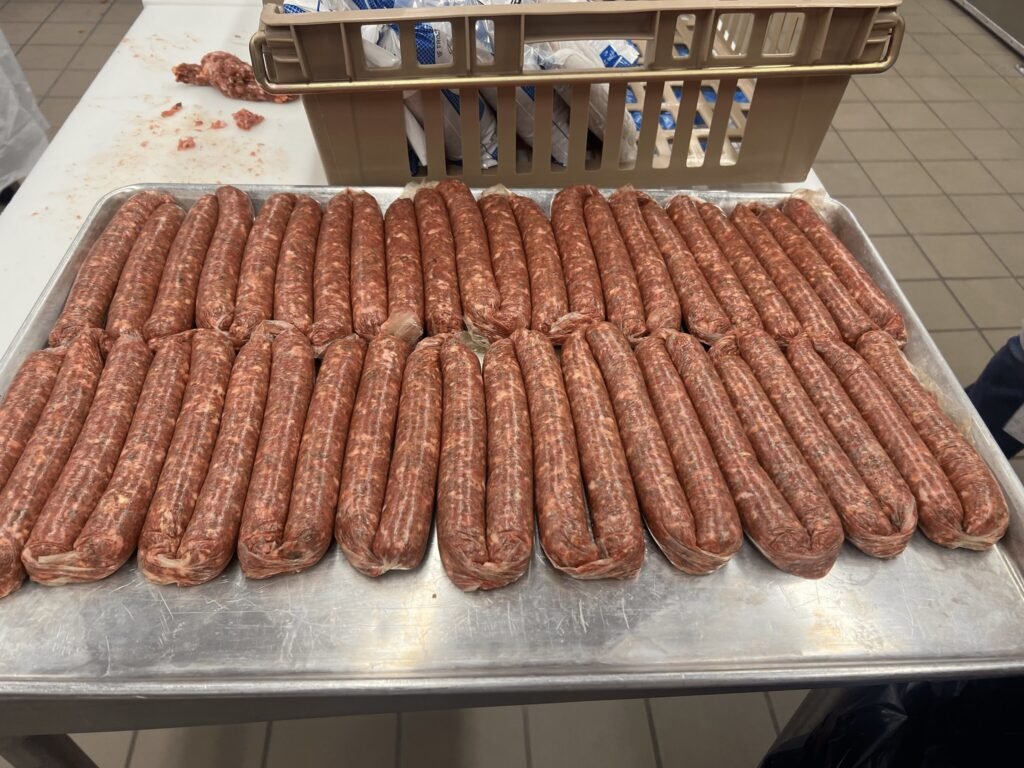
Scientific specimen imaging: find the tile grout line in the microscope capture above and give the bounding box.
[521,705,533,768]
[260,721,273,768]
[122,730,138,768]
[643,698,665,768]
[394,712,402,768]
[763,692,782,736]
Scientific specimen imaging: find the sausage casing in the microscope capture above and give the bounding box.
[584,193,646,341]
[310,192,354,348]
[414,188,463,335]
[384,197,425,337]
[0,347,66,491]
[551,186,605,325]
[195,186,254,331]
[274,195,321,335]
[351,191,389,338]
[479,192,531,336]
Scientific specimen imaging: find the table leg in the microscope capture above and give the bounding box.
[0,734,98,768]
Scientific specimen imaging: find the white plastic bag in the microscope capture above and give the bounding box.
[0,29,48,190]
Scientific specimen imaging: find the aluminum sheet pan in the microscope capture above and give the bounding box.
[1,184,1023,702]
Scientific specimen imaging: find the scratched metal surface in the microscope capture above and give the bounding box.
[0,184,1023,701]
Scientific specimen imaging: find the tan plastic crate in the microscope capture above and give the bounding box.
[251,1,903,187]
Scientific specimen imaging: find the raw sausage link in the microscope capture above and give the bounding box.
[481,337,534,587]
[786,335,916,558]
[698,201,801,343]
[106,202,186,338]
[195,186,254,331]
[857,331,1008,548]
[666,196,763,331]
[373,337,441,573]
[731,204,840,342]
[238,329,316,578]
[759,207,876,345]
[414,188,463,335]
[637,195,731,342]
[230,193,296,344]
[662,331,821,577]
[509,194,576,341]
[384,197,425,336]
[309,192,354,348]
[143,194,219,340]
[351,191,389,338]
[0,347,66,491]
[437,180,502,339]
[336,333,411,575]
[138,330,235,586]
[45,333,192,583]
[437,337,490,590]
[609,187,681,334]
[551,186,605,325]
[813,334,963,549]
[784,198,907,343]
[708,336,844,578]
[21,335,153,583]
[278,335,364,571]
[511,329,600,575]
[587,322,719,574]
[274,196,321,335]
[736,328,901,558]
[479,193,531,335]
[636,334,742,564]
[584,193,646,341]
[0,329,104,598]
[172,326,273,584]
[49,190,174,345]
[561,331,644,579]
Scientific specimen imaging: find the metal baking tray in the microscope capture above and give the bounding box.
[1,184,1023,704]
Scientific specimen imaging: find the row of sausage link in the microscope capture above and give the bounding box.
[0,315,1010,597]
[46,186,909,353]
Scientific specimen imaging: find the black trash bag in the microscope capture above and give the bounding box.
[761,678,1024,768]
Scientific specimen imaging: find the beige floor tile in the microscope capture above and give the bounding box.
[528,700,656,768]
[899,34,925,54]
[400,707,526,768]
[906,75,973,101]
[951,194,1024,234]
[842,197,906,236]
[905,15,948,35]
[858,74,920,102]
[50,3,107,23]
[15,42,76,69]
[937,52,996,76]
[104,4,144,24]
[48,68,98,98]
[1,20,39,45]
[838,130,913,161]
[931,100,999,129]
[984,234,1024,275]
[817,131,853,162]
[768,690,810,730]
[955,76,1021,102]
[877,101,945,130]
[0,2,56,22]
[842,79,867,102]
[893,52,948,77]
[862,160,940,195]
[897,129,973,160]
[985,102,1024,131]
[947,278,1024,327]
[915,234,1008,277]
[982,160,1024,195]
[960,33,1014,57]
[1012,458,1024,484]
[39,96,77,130]
[873,235,937,279]
[28,20,95,45]
[131,724,267,768]
[87,22,132,46]
[832,102,887,131]
[955,129,1024,160]
[982,53,1024,78]
[68,44,113,70]
[266,715,396,767]
[982,328,1019,350]
[940,14,987,35]
[651,694,776,768]
[914,33,973,58]
[813,162,878,196]
[71,732,134,768]
[899,280,973,330]
[931,330,996,384]
[888,195,972,234]
[923,160,1004,195]
[23,67,59,97]
[1016,195,1024,211]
